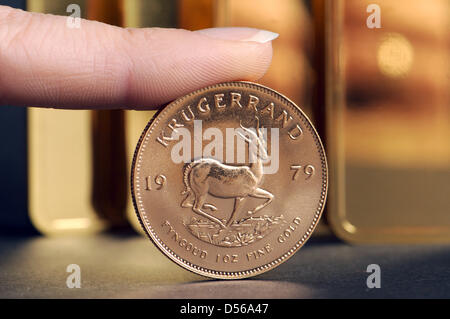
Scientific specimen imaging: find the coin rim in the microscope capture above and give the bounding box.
[131,81,328,279]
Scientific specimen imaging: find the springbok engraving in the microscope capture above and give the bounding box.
[181,117,274,230]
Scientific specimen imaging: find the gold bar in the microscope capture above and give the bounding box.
[326,0,450,243]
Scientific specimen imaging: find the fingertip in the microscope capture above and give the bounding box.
[192,27,275,80]
[192,29,274,80]
[122,28,275,107]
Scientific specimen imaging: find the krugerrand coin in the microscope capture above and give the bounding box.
[131,81,328,279]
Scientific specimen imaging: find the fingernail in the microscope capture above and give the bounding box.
[195,27,279,43]
[241,29,279,43]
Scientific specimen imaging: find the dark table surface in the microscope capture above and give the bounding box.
[1,233,449,298]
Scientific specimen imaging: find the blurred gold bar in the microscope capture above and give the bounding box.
[326,0,450,243]
[215,0,314,119]
[178,0,214,30]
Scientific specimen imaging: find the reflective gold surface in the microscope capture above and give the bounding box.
[327,0,450,243]
[377,33,414,79]
[28,106,106,234]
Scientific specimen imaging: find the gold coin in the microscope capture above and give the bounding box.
[131,81,327,279]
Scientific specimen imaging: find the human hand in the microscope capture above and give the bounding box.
[0,5,277,109]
